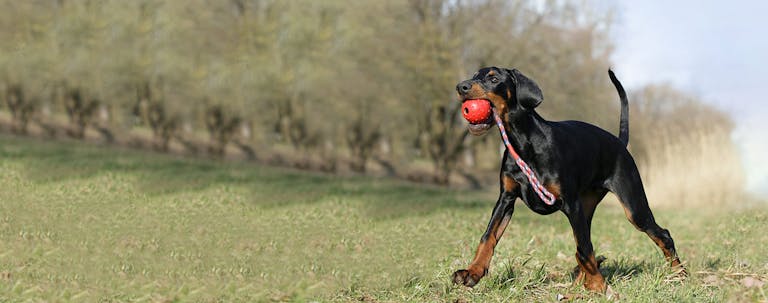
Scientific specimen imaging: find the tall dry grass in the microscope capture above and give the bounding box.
[628,84,745,208]
[638,126,744,208]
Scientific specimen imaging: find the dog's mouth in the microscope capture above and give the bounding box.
[467,119,493,136]
[462,98,494,136]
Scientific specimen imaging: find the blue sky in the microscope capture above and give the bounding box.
[611,1,768,196]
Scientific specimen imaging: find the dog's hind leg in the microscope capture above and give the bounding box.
[608,160,686,273]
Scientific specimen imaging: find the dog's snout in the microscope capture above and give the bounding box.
[457,81,473,94]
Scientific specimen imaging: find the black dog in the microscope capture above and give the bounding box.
[452,67,685,292]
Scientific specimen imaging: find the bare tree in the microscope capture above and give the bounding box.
[63,87,100,139]
[3,84,37,134]
[132,83,179,151]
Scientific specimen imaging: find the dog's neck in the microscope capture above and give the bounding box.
[504,109,549,157]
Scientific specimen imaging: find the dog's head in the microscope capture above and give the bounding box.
[456,67,543,136]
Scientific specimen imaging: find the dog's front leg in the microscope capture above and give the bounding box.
[452,176,517,287]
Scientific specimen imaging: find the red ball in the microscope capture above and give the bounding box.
[461,99,492,123]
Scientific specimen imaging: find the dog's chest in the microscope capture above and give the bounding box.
[505,161,561,215]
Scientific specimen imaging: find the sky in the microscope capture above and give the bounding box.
[610,1,768,196]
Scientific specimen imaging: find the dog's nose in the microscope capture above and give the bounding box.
[457,81,473,94]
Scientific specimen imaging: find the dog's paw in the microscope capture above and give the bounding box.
[666,264,688,282]
[605,285,620,300]
[556,293,584,301]
[452,269,483,287]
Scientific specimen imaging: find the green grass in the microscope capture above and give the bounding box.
[0,135,766,302]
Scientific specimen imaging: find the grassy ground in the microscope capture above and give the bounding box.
[0,135,766,302]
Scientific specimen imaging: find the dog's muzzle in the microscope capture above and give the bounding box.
[468,120,493,136]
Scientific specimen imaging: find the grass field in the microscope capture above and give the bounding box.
[0,135,766,302]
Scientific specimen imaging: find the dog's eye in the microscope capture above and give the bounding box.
[489,76,499,83]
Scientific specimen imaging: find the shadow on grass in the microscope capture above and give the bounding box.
[484,257,551,290]
[563,256,649,283]
[1,135,491,219]
[479,256,650,292]
[600,258,649,283]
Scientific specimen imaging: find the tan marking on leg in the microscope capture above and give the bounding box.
[671,258,682,267]
[576,253,606,292]
[618,198,643,231]
[466,236,496,277]
[468,215,513,277]
[494,215,512,241]
[502,175,518,192]
[619,198,684,268]
[649,234,681,266]
[580,190,606,223]
[580,191,602,213]
[622,205,635,225]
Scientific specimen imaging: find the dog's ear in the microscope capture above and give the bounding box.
[506,69,543,109]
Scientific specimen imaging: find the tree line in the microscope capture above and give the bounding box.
[0,0,740,190]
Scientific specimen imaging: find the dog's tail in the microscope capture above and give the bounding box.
[609,69,629,147]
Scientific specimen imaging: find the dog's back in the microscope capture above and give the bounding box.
[545,119,628,187]
[547,70,632,187]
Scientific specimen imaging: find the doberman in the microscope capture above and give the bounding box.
[452,67,686,293]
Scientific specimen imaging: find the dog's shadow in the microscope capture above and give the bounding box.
[575,256,648,283]
[485,256,650,291]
